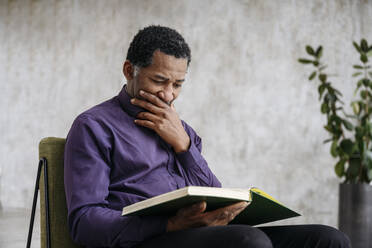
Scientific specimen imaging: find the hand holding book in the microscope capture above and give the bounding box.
[122,186,300,226]
[166,201,249,232]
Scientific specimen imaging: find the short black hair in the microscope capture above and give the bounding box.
[126,25,191,68]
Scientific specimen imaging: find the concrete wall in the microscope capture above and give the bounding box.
[1,0,372,227]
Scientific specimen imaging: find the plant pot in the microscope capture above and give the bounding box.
[338,183,372,248]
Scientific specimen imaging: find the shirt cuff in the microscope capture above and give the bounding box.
[175,139,202,169]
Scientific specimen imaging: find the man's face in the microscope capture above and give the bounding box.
[125,50,188,105]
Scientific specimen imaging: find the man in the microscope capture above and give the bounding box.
[64,25,350,248]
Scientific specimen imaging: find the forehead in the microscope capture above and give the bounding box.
[142,50,188,77]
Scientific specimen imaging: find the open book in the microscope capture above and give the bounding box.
[122,186,300,225]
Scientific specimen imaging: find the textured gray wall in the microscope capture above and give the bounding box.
[1,0,372,227]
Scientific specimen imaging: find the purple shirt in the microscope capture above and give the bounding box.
[64,85,221,248]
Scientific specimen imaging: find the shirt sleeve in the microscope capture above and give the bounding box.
[175,121,222,187]
[64,114,167,248]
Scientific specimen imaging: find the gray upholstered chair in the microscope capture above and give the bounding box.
[27,137,82,248]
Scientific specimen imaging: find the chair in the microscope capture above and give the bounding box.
[27,137,83,248]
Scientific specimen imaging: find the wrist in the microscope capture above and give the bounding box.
[173,136,190,153]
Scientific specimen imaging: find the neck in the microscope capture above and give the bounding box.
[125,84,135,98]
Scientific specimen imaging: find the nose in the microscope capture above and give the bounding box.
[157,85,174,104]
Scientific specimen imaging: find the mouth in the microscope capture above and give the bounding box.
[136,93,172,106]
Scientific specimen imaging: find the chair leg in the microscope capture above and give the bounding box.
[42,157,51,248]
[26,158,51,248]
[26,159,43,248]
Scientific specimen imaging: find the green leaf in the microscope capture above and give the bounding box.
[361,39,369,52]
[361,90,368,99]
[353,65,364,69]
[321,103,329,113]
[335,160,345,177]
[319,65,328,71]
[306,45,315,55]
[324,125,332,133]
[313,61,319,66]
[355,126,364,139]
[331,140,339,157]
[298,58,313,64]
[363,78,371,86]
[315,46,323,58]
[323,138,333,144]
[342,119,353,131]
[330,115,342,125]
[318,84,326,99]
[367,50,372,57]
[361,54,368,63]
[357,79,364,88]
[340,139,354,155]
[309,71,317,80]
[353,41,362,53]
[319,74,327,82]
[352,101,360,115]
[352,72,362,77]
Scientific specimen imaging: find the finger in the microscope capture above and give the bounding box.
[203,202,248,225]
[223,203,248,219]
[222,202,248,222]
[134,119,156,129]
[131,98,163,114]
[139,90,168,108]
[137,111,162,123]
[201,210,231,227]
[222,201,249,212]
[178,201,206,217]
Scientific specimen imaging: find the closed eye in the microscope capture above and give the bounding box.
[151,78,165,84]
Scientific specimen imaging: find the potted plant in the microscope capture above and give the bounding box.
[298,39,372,248]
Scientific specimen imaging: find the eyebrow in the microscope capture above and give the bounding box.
[153,74,185,83]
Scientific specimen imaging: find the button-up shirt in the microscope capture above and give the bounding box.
[64,85,221,248]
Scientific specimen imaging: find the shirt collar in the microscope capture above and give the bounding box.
[118,85,145,118]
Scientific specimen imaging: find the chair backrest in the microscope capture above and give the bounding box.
[39,137,83,248]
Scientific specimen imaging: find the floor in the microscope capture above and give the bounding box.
[0,208,40,248]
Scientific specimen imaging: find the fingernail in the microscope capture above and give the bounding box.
[236,203,248,211]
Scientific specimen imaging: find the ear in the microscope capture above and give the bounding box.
[123,60,135,81]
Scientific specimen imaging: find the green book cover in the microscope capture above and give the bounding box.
[121,186,300,226]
